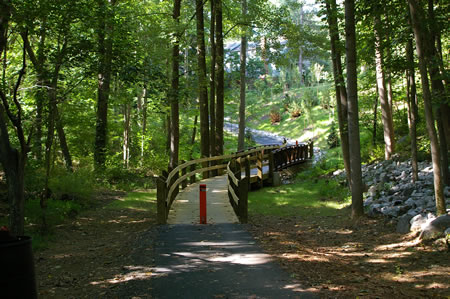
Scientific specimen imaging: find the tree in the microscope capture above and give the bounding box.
[0,1,29,234]
[94,0,116,169]
[215,0,224,156]
[196,0,210,169]
[405,37,419,182]
[169,0,182,170]
[237,0,248,151]
[373,9,395,160]
[323,0,351,187]
[344,0,363,218]
[408,0,445,215]
[209,0,217,158]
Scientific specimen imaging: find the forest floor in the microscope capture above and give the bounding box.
[33,190,157,298]
[20,191,448,298]
[248,212,450,298]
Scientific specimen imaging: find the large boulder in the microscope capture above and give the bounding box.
[419,214,450,241]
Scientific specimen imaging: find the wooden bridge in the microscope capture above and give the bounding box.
[156,141,314,225]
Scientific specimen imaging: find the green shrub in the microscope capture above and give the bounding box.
[49,168,94,202]
[270,107,281,124]
[327,122,340,149]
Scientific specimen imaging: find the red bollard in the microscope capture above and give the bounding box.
[296,140,298,146]
[199,184,207,224]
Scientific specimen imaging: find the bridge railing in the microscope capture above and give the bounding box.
[156,140,313,224]
[156,144,282,224]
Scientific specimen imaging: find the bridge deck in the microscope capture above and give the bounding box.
[167,175,239,224]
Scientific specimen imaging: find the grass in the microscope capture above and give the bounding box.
[225,85,335,149]
[106,190,156,212]
[249,176,350,217]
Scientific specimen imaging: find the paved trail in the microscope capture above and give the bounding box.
[109,177,317,298]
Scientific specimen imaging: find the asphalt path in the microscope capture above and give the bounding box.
[109,224,318,298]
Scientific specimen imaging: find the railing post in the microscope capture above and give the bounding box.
[257,150,263,188]
[238,177,249,223]
[309,140,314,158]
[245,155,251,189]
[181,160,187,189]
[156,176,167,225]
[269,151,275,185]
[236,157,242,180]
[190,164,196,184]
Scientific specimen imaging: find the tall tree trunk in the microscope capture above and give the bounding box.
[261,37,269,75]
[406,37,419,182]
[298,5,304,85]
[0,22,28,235]
[54,106,73,172]
[140,86,147,161]
[215,0,224,156]
[373,80,378,146]
[196,0,210,177]
[94,0,115,169]
[427,0,449,186]
[324,0,351,188]
[169,0,181,170]
[344,0,364,219]
[237,0,247,151]
[190,114,198,159]
[122,103,131,168]
[408,0,445,215]
[209,0,216,158]
[374,13,395,160]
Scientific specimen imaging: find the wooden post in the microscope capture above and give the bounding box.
[190,164,196,184]
[181,160,187,189]
[156,177,167,224]
[269,151,275,185]
[236,157,242,180]
[238,176,249,223]
[245,155,251,189]
[309,140,314,158]
[257,150,263,188]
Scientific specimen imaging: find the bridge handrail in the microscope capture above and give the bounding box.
[157,140,313,224]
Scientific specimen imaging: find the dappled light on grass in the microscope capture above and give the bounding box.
[107,190,156,211]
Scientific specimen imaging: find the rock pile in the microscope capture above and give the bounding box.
[333,158,450,235]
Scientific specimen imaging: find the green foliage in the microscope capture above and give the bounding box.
[25,198,82,230]
[49,168,95,202]
[327,121,340,149]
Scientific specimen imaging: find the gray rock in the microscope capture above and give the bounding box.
[410,214,434,232]
[405,198,416,208]
[368,185,378,197]
[381,206,401,217]
[397,214,413,233]
[419,214,450,241]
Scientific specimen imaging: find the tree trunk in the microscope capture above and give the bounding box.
[55,106,73,172]
[169,0,181,170]
[427,0,449,186]
[324,0,351,188]
[408,0,445,215]
[209,0,216,158]
[374,13,395,160]
[345,0,364,219]
[298,5,304,85]
[196,0,210,177]
[373,80,378,146]
[141,87,147,161]
[237,0,247,152]
[261,37,269,75]
[190,114,198,159]
[122,103,131,168]
[406,37,418,182]
[215,0,224,156]
[0,18,28,235]
[94,0,115,169]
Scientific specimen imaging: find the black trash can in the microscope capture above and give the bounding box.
[0,236,38,299]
